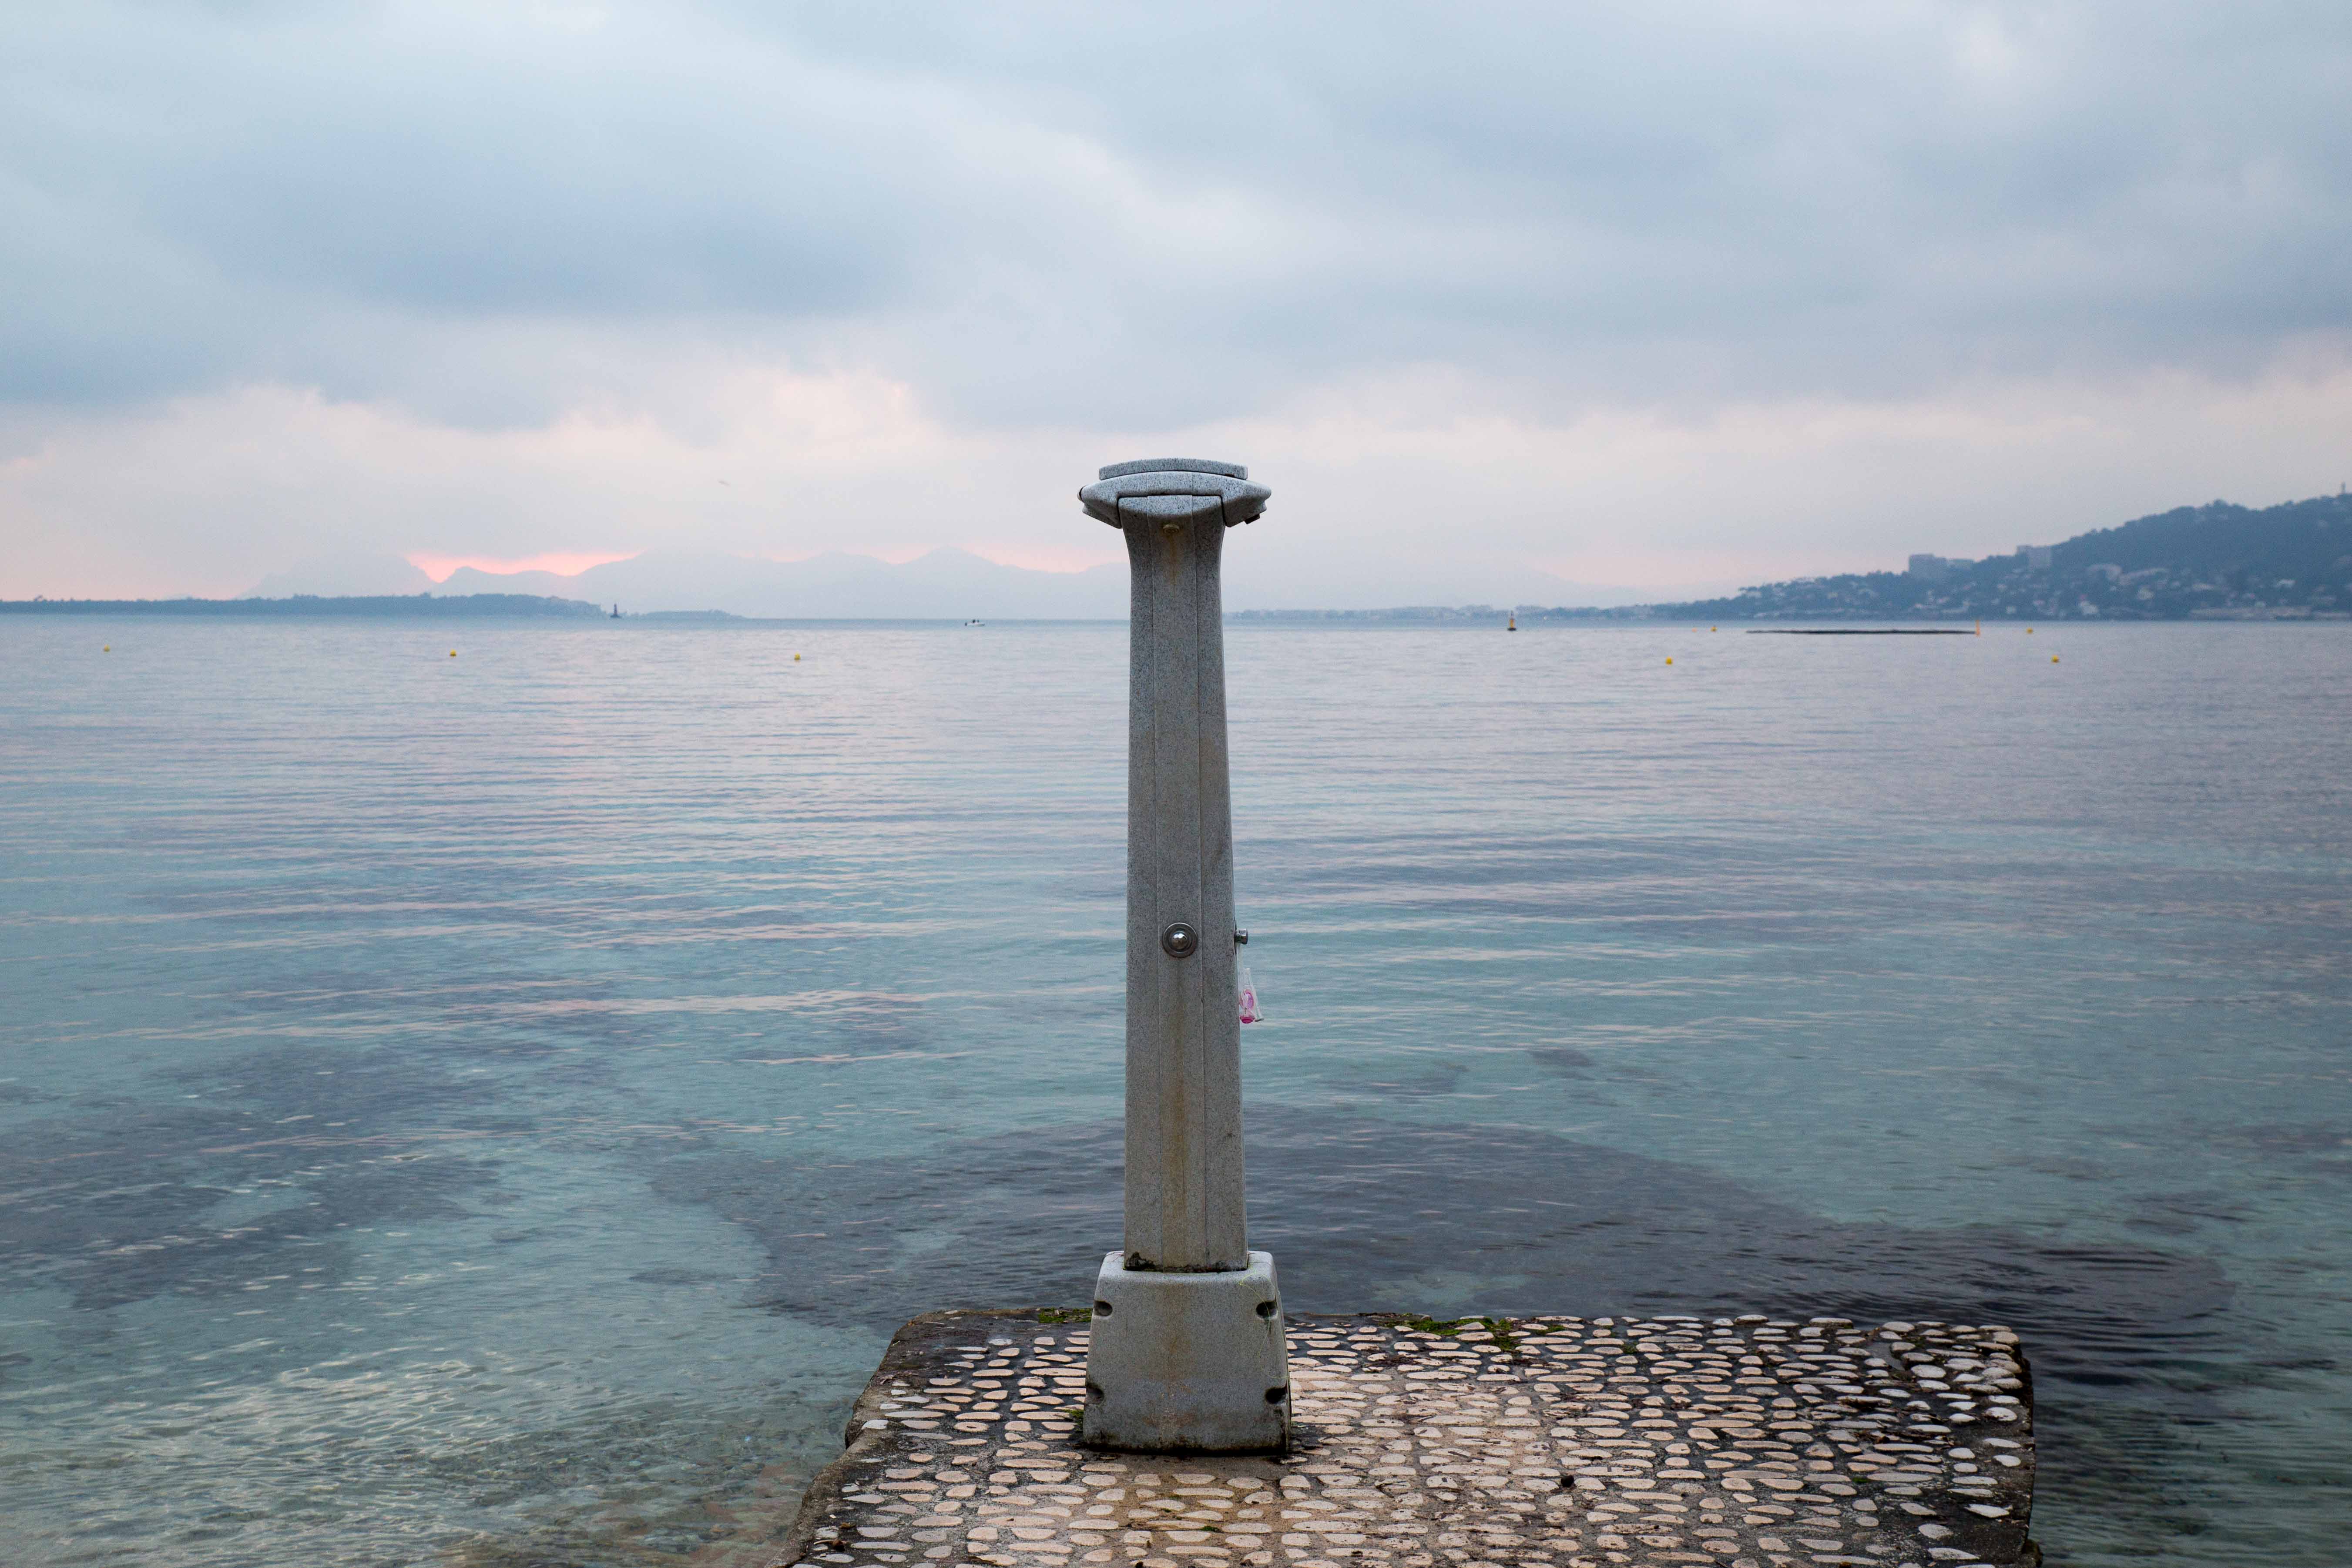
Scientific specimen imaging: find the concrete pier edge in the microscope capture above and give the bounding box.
[776,1308,2037,1568]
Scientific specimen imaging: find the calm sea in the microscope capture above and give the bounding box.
[2,617,2346,1566]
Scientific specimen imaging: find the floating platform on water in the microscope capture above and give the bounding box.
[1745,630,1977,636]
[779,1309,2037,1568]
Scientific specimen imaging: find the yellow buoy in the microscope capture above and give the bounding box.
[103,645,110,652]
[2027,627,2034,634]
[794,653,802,661]
[449,650,457,658]
[1711,626,1717,631]
[1665,657,1673,665]
[2053,655,2060,663]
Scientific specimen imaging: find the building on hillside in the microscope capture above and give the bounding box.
[1908,554,1972,581]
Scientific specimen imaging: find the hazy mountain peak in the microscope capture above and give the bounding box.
[244,554,435,598]
[413,547,1126,619]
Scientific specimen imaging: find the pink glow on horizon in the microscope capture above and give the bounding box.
[404,544,1117,582]
[964,542,1122,574]
[408,550,639,582]
[753,544,1121,572]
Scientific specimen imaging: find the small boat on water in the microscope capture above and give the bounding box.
[965,618,986,627]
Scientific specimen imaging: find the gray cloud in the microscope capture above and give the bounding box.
[6,3,2351,604]
[7,1,2349,428]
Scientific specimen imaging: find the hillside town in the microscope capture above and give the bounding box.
[1553,491,2352,622]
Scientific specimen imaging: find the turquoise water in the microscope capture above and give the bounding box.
[2,617,2346,1565]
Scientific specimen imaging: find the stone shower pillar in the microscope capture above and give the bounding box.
[1075,458,1288,1453]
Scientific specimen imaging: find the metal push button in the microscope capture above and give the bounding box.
[1161,922,1199,958]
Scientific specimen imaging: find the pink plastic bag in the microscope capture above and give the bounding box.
[1238,965,1263,1024]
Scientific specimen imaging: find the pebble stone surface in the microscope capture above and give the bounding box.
[778,1310,2037,1568]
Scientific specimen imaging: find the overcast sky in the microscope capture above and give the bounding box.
[5,0,2349,604]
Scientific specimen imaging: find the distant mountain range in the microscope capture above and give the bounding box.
[1519,491,2352,623]
[457,548,1133,619]
[14,492,2346,623]
[235,545,1670,618]
[243,554,440,599]
[238,547,1132,619]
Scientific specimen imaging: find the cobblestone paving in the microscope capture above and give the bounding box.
[781,1310,2036,1568]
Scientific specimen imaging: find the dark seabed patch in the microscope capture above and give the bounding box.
[660,1111,2235,1374]
[0,1043,509,1309]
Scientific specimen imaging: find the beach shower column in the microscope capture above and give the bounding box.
[1077,458,1288,1453]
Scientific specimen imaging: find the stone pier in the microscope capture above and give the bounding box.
[777,1309,2037,1568]
[771,459,2038,1568]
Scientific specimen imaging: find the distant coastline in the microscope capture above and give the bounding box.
[12,491,2347,625]
[1238,492,2352,624]
[0,593,614,619]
